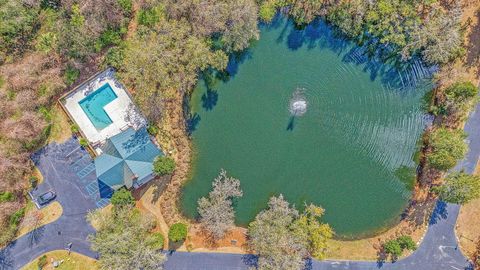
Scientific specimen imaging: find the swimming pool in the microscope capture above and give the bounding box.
[79,83,118,130]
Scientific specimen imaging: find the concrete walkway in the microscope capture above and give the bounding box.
[2,102,480,269]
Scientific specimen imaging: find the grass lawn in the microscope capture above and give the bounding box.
[21,250,97,270]
[88,204,112,230]
[457,198,480,258]
[16,201,62,239]
[32,167,44,185]
[456,162,480,259]
[48,105,72,144]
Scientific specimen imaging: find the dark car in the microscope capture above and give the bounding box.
[37,191,56,205]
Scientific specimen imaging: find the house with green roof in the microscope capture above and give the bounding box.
[94,127,163,195]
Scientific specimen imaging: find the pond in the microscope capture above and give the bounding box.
[180,18,433,238]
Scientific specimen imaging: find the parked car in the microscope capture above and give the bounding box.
[37,191,56,205]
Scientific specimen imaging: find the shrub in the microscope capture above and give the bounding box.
[147,232,164,250]
[138,6,164,27]
[64,66,80,86]
[104,46,124,69]
[0,192,14,203]
[445,81,478,104]
[117,0,132,15]
[397,235,416,251]
[30,176,38,189]
[383,239,402,260]
[168,223,187,242]
[153,156,176,176]
[70,124,79,134]
[110,188,134,207]
[259,2,277,23]
[79,138,88,147]
[9,208,25,227]
[147,124,159,136]
[428,128,467,171]
[37,254,48,269]
[96,28,122,50]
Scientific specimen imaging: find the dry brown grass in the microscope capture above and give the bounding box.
[457,198,480,259]
[15,201,62,239]
[21,250,97,270]
[456,160,480,259]
[88,204,112,231]
[48,105,72,144]
[32,167,44,185]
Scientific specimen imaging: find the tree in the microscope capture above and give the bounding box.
[413,4,464,65]
[326,0,368,39]
[427,128,467,171]
[434,171,480,205]
[444,81,479,121]
[110,187,135,207]
[120,18,227,120]
[168,222,188,242]
[197,169,242,240]
[219,0,259,52]
[248,195,308,270]
[153,156,176,176]
[146,232,165,250]
[288,0,326,26]
[445,82,478,104]
[0,0,39,61]
[88,206,166,270]
[165,0,259,52]
[291,204,333,260]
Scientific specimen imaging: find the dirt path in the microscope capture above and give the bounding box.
[126,2,139,39]
[136,185,171,248]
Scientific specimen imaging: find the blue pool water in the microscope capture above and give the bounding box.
[79,83,118,129]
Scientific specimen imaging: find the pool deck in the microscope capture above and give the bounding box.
[62,69,146,145]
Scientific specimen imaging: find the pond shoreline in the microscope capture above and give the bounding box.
[148,81,436,259]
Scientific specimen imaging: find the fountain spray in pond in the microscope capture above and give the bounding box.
[289,87,307,116]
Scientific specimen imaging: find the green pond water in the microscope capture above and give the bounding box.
[181,18,432,238]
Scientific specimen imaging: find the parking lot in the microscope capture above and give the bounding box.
[30,137,111,211]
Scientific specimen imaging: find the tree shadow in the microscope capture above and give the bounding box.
[183,95,201,135]
[272,16,436,94]
[201,89,218,111]
[224,49,253,79]
[121,127,150,154]
[168,239,185,251]
[241,254,258,268]
[27,225,46,247]
[429,200,448,225]
[376,250,387,268]
[132,175,170,205]
[0,247,14,269]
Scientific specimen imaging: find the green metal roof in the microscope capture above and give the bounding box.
[94,127,163,190]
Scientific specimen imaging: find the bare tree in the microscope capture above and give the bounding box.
[197,169,242,240]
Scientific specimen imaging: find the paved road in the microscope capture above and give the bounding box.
[162,201,471,270]
[3,101,480,269]
[0,139,99,270]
